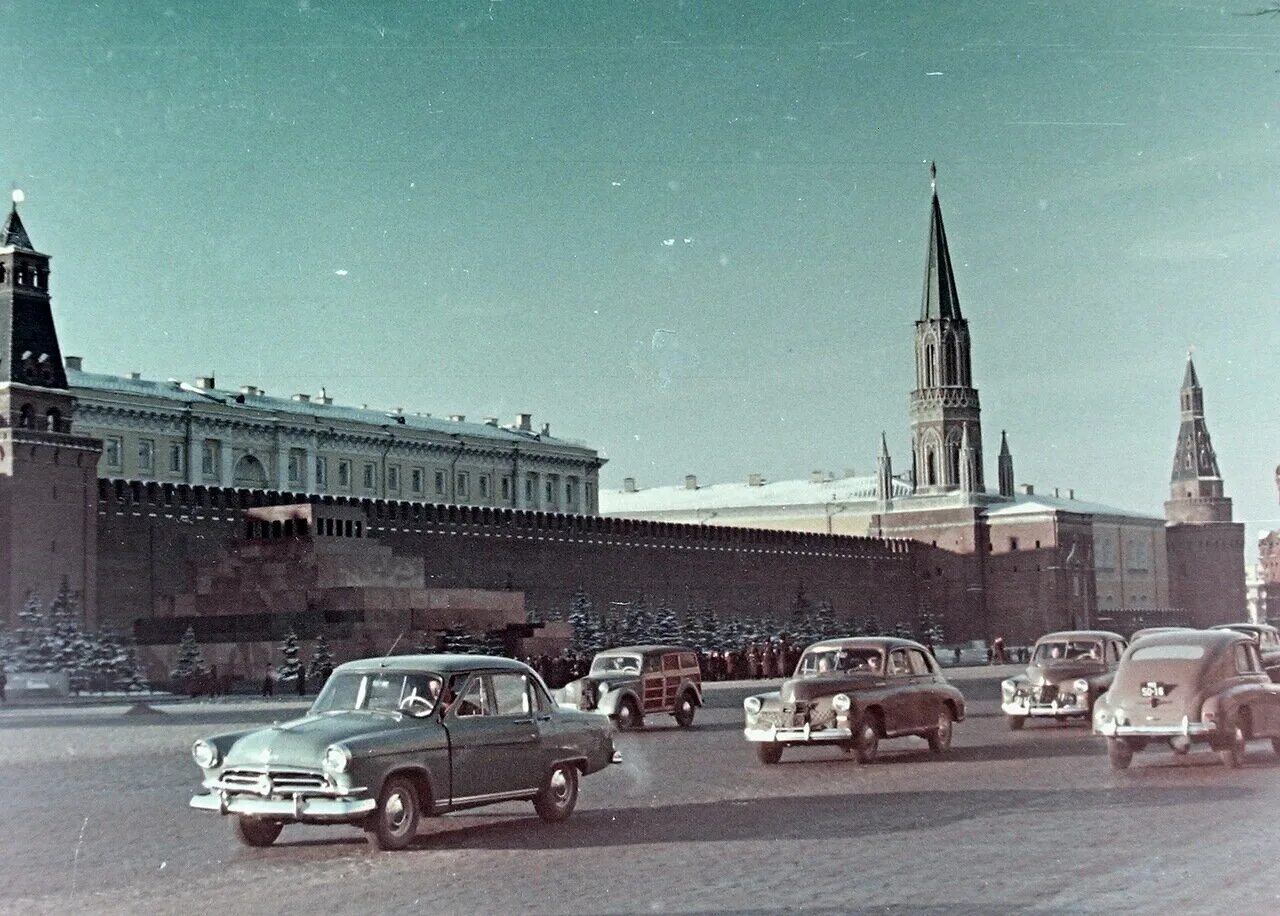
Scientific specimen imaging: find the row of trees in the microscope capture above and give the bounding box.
[0,585,150,691]
[561,589,947,656]
[171,627,337,688]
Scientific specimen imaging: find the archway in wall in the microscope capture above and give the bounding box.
[233,454,269,488]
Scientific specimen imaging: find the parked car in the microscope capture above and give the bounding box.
[189,655,620,850]
[1130,626,1195,642]
[1209,623,1280,682]
[742,637,965,765]
[554,645,702,729]
[1001,630,1126,729]
[1093,629,1280,769]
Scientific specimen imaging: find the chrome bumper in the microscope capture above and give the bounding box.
[1002,701,1088,718]
[743,724,853,744]
[610,750,623,764]
[1095,718,1214,738]
[190,791,376,820]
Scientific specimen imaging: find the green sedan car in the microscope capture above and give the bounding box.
[189,655,621,851]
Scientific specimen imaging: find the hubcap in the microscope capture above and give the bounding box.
[862,725,877,747]
[550,768,569,803]
[618,706,633,726]
[939,714,951,741]
[386,791,409,833]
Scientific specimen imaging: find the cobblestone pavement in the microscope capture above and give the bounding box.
[1,673,1277,915]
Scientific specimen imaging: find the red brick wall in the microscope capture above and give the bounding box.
[1166,522,1246,627]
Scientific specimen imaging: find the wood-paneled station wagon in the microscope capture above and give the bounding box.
[742,637,965,765]
[1093,629,1280,770]
[190,655,620,851]
[1001,630,1127,730]
[555,645,703,729]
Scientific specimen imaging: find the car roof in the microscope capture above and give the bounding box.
[597,645,694,656]
[1127,630,1247,651]
[804,637,926,652]
[333,654,531,675]
[1211,623,1278,635]
[1036,630,1125,643]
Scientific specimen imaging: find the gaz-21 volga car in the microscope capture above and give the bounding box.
[1093,629,1280,769]
[742,637,965,765]
[554,645,702,729]
[1001,630,1126,729]
[189,655,620,850]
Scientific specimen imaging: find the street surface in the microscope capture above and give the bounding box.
[1,669,1278,915]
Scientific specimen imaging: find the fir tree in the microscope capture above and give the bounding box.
[862,615,884,637]
[15,592,57,672]
[308,633,336,685]
[654,600,682,645]
[567,588,595,655]
[277,629,302,681]
[481,629,508,657]
[813,601,838,641]
[119,639,151,692]
[170,625,207,683]
[916,604,945,649]
[892,621,914,640]
[442,624,482,654]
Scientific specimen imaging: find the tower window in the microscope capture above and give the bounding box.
[924,343,937,387]
[45,407,62,432]
[17,403,34,428]
[943,333,958,383]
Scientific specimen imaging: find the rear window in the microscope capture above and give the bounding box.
[1130,645,1205,661]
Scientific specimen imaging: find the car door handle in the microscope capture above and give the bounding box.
[536,715,553,722]
[512,717,534,725]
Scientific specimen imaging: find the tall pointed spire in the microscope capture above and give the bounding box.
[921,164,962,321]
[997,430,1015,498]
[1181,350,1200,391]
[1166,355,1231,524]
[1,203,33,251]
[876,432,894,506]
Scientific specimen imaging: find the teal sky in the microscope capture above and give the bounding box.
[3,1,1278,552]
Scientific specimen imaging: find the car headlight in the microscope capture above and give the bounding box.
[322,744,351,774]
[1001,678,1016,697]
[744,696,762,715]
[191,739,219,769]
[598,682,610,694]
[831,693,851,713]
[1072,679,1090,694]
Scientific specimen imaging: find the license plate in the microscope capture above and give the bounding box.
[1140,682,1167,698]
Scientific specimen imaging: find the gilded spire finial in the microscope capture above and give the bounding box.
[929,160,937,194]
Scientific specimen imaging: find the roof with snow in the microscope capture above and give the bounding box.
[600,473,913,514]
[984,491,1161,523]
[66,368,596,453]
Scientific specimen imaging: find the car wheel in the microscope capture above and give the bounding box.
[1217,718,1247,769]
[927,707,954,754]
[1271,736,1280,756]
[533,763,579,823]
[232,817,282,848]
[1007,715,1026,731]
[854,713,880,764]
[613,697,642,730]
[1107,738,1133,771]
[673,692,696,728]
[366,776,420,851]
[756,743,783,765]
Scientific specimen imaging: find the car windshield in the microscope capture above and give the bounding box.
[310,671,444,715]
[1033,640,1103,663]
[591,654,642,674]
[797,647,882,676]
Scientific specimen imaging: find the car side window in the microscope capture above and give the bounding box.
[1234,645,1260,675]
[680,652,698,670]
[1108,641,1122,663]
[907,649,932,675]
[643,655,661,674]
[888,649,911,676]
[454,676,489,717]
[492,673,530,716]
[662,654,680,672]
[526,676,550,713]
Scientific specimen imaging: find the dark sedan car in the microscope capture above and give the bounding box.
[1094,629,1280,769]
[742,637,965,765]
[1001,630,1127,729]
[189,655,620,850]
[1209,623,1280,682]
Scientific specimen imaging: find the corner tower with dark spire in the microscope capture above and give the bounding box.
[909,164,984,497]
[1165,354,1231,523]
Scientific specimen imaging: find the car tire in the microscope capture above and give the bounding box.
[1107,738,1133,771]
[1007,715,1026,731]
[533,763,579,823]
[1271,736,1280,756]
[927,706,954,755]
[1217,717,1247,769]
[613,697,642,731]
[233,816,282,848]
[365,776,420,851]
[854,712,880,764]
[756,743,783,765]
[673,692,696,728]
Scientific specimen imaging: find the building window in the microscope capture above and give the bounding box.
[546,474,559,507]
[338,460,351,488]
[138,439,154,472]
[167,443,183,474]
[1008,537,1019,552]
[105,436,123,470]
[287,449,305,485]
[525,473,537,505]
[388,465,400,492]
[363,463,376,490]
[585,481,595,507]
[456,472,470,498]
[479,475,489,498]
[500,476,511,501]
[411,468,423,494]
[201,440,218,476]
[316,457,327,488]
[434,470,446,496]
[565,476,577,507]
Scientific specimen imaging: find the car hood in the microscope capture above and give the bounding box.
[782,674,885,702]
[222,711,404,768]
[1025,660,1106,685]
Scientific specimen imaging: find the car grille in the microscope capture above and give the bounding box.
[1035,685,1058,704]
[220,768,330,794]
[753,710,782,728]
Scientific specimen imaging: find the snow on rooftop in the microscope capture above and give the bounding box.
[985,491,1160,523]
[600,474,911,514]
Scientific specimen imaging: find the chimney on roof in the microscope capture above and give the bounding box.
[293,393,311,402]
[623,477,637,493]
[239,385,260,396]
[748,473,764,487]
[130,371,142,380]
[810,470,824,484]
[449,414,465,423]
[1068,488,1075,500]
[483,417,499,426]
[684,475,698,490]
[541,422,551,436]
[843,467,857,479]
[515,412,532,431]
[64,356,82,371]
[1053,487,1060,498]
[316,387,333,405]
[1020,484,1035,496]
[195,375,215,390]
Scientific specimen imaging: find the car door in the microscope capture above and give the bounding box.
[906,648,939,728]
[445,672,541,801]
[641,654,665,713]
[661,653,682,709]
[882,648,916,734]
